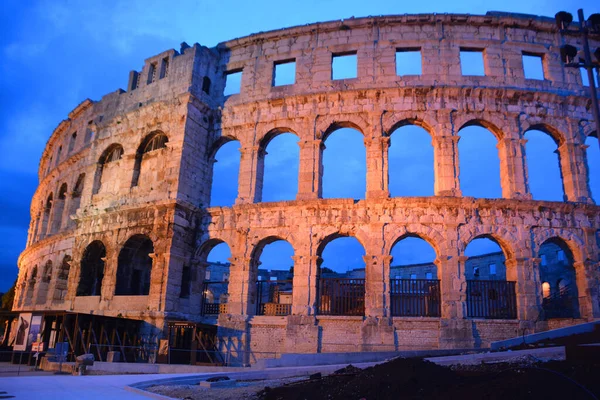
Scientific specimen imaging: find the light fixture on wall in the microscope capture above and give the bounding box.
[555,9,600,148]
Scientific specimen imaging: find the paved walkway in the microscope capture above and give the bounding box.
[0,373,197,399]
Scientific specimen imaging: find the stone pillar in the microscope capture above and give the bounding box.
[438,228,474,348]
[291,255,319,315]
[226,256,256,315]
[573,261,599,320]
[432,135,461,196]
[364,137,390,199]
[236,146,264,204]
[363,254,391,317]
[61,193,73,230]
[497,138,530,199]
[558,142,593,203]
[296,140,324,200]
[505,258,540,323]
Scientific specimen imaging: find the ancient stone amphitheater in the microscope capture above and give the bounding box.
[13,12,600,358]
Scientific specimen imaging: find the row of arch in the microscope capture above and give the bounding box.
[29,131,169,246]
[17,234,156,308]
[210,118,599,206]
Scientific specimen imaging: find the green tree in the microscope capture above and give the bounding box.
[1,279,16,311]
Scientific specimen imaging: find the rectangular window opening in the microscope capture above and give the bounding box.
[332,52,357,80]
[426,272,433,280]
[160,57,169,79]
[489,263,497,275]
[522,53,545,80]
[541,254,547,266]
[410,274,417,280]
[396,48,422,76]
[460,49,485,76]
[273,59,296,86]
[580,68,599,87]
[68,132,77,153]
[147,63,157,84]
[224,69,243,96]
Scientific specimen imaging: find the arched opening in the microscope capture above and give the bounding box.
[40,194,53,238]
[542,282,551,299]
[131,131,169,188]
[388,124,434,197]
[77,241,106,296]
[36,260,52,305]
[17,271,28,308]
[525,129,564,201]
[26,266,38,305]
[53,255,71,301]
[200,241,232,315]
[458,124,502,198]
[92,144,124,195]
[539,238,580,319]
[51,183,68,234]
[116,235,154,296]
[317,235,365,315]
[464,237,516,319]
[322,127,366,199]
[253,238,295,316]
[210,140,240,207]
[585,134,599,202]
[389,235,440,317]
[260,132,299,202]
[68,174,85,229]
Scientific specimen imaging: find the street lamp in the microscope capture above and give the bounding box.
[555,9,600,146]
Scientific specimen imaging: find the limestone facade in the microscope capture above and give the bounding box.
[14,12,600,357]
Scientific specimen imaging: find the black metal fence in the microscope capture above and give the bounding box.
[317,278,365,316]
[201,281,228,316]
[466,280,517,319]
[542,284,580,319]
[256,279,293,316]
[390,279,441,317]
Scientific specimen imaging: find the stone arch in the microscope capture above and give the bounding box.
[115,234,154,296]
[53,254,71,301]
[320,119,367,199]
[383,225,445,259]
[207,135,240,161]
[382,113,436,137]
[455,117,507,141]
[250,235,295,316]
[315,113,368,141]
[257,125,301,148]
[532,229,586,264]
[26,265,38,305]
[51,183,68,233]
[68,173,85,229]
[521,121,568,146]
[195,238,232,315]
[92,143,124,195]
[131,131,169,187]
[77,240,106,296]
[537,236,581,319]
[36,260,53,305]
[316,231,366,316]
[40,193,53,237]
[458,226,518,261]
[209,137,241,207]
[256,128,300,202]
[387,120,435,197]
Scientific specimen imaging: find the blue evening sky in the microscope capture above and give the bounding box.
[1,0,598,291]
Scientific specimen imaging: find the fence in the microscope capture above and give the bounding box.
[201,281,229,316]
[317,278,365,316]
[542,284,580,319]
[256,279,293,316]
[390,279,441,317]
[466,280,517,319]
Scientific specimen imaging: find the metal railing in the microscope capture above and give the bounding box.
[542,284,580,319]
[256,279,293,316]
[201,281,229,316]
[390,279,441,317]
[317,278,365,316]
[466,280,517,319]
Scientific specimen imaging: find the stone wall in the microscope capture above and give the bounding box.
[15,12,600,354]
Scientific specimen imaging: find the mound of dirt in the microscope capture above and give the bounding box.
[258,357,600,400]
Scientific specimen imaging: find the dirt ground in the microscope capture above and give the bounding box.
[147,356,600,400]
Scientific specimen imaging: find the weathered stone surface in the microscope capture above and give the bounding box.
[13,13,600,355]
